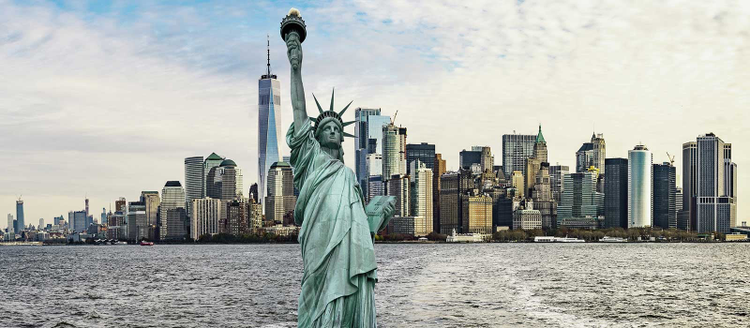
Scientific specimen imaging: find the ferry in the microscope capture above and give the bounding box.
[534,236,585,243]
[599,236,627,243]
[140,241,154,246]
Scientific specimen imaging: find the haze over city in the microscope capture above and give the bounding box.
[1,0,748,228]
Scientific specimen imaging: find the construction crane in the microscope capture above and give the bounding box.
[666,152,675,166]
[391,110,399,125]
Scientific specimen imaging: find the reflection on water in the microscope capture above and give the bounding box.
[1,243,749,327]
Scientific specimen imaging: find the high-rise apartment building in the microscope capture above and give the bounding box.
[502,133,536,177]
[184,156,204,217]
[410,160,433,236]
[382,123,407,188]
[159,181,186,240]
[223,199,250,236]
[354,108,391,201]
[604,158,628,228]
[265,161,296,224]
[191,197,222,240]
[15,198,24,232]
[628,145,652,228]
[653,162,677,229]
[576,133,606,174]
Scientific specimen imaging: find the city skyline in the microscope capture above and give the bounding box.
[2,1,749,228]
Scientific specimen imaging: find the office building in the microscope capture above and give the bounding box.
[410,160,433,236]
[406,143,435,175]
[576,133,606,174]
[628,145,652,228]
[354,108,391,201]
[549,165,569,204]
[224,199,250,236]
[433,153,446,234]
[16,198,24,232]
[72,210,87,233]
[127,201,147,241]
[159,181,186,240]
[115,197,127,213]
[184,156,204,217]
[558,172,604,228]
[388,174,410,217]
[7,214,13,234]
[100,208,107,226]
[265,161,296,224]
[204,153,224,195]
[688,133,738,233]
[141,191,160,240]
[530,163,556,229]
[604,158,628,229]
[653,162,677,229]
[462,194,493,234]
[502,133,536,177]
[513,208,542,230]
[459,149,482,171]
[258,50,281,209]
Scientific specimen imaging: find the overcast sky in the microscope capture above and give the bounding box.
[1,0,748,229]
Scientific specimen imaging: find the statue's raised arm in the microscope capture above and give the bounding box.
[282,8,308,133]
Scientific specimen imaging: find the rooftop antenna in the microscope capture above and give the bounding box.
[266,34,271,77]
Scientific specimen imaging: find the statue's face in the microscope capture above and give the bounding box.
[286,32,302,69]
[317,121,342,149]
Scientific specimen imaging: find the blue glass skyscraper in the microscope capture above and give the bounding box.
[258,43,281,208]
[16,198,24,232]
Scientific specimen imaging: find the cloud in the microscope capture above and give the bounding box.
[0,0,749,227]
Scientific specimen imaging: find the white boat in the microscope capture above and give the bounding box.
[599,236,627,243]
[534,236,585,243]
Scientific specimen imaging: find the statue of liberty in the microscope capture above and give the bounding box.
[280,8,396,327]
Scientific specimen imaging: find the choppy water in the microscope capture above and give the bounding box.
[1,243,749,327]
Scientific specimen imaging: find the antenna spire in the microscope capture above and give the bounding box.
[266,34,271,77]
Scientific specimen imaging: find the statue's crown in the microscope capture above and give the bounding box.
[311,89,355,139]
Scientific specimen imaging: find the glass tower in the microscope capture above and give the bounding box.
[184,156,204,219]
[501,134,536,178]
[628,145,652,228]
[16,198,24,232]
[258,62,281,211]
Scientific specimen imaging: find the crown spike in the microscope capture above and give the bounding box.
[329,88,335,112]
[312,93,324,114]
[339,100,353,117]
[343,132,354,138]
[342,120,355,127]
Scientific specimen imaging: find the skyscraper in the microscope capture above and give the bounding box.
[653,162,677,229]
[265,161,296,224]
[382,123,407,187]
[406,143,435,175]
[681,142,697,230]
[689,133,737,233]
[204,152,223,196]
[191,197,223,240]
[141,191,160,240]
[184,156,204,218]
[388,174,410,218]
[16,198,24,232]
[604,158,628,229]
[459,148,482,171]
[258,48,281,209]
[410,160,433,236]
[354,108,390,199]
[433,153,446,234]
[7,214,14,234]
[549,165,569,204]
[531,163,555,229]
[628,145,652,228]
[159,181,186,240]
[502,133,536,177]
[576,133,606,174]
[558,171,604,228]
[462,194,493,234]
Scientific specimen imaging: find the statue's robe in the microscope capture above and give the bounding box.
[287,121,378,328]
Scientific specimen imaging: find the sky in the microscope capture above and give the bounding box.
[1,0,748,229]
